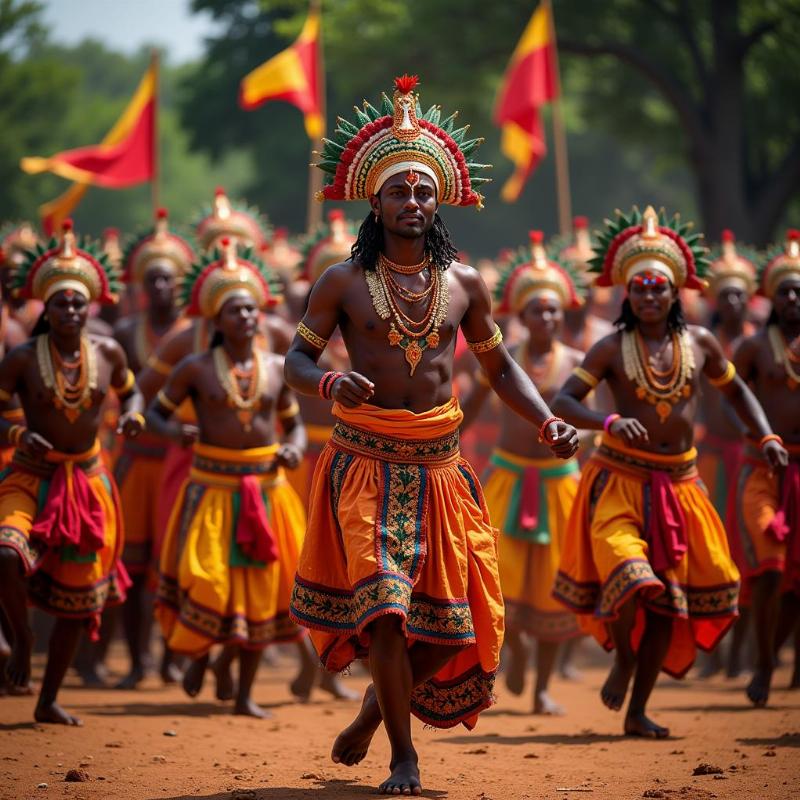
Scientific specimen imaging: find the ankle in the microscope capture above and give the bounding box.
[389,748,418,768]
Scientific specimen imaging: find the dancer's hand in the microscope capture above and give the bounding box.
[544,420,580,460]
[276,443,303,469]
[117,411,145,439]
[762,439,789,472]
[19,431,53,458]
[608,417,649,446]
[174,423,199,448]
[331,371,375,408]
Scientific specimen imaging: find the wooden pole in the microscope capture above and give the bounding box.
[545,0,572,236]
[306,0,324,233]
[150,49,160,214]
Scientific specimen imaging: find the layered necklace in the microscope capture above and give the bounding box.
[212,345,268,431]
[36,334,98,423]
[520,340,564,394]
[621,329,695,423]
[365,252,449,376]
[134,315,159,366]
[767,325,800,391]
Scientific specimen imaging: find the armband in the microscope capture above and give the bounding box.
[113,369,136,395]
[297,321,329,350]
[466,325,503,354]
[156,389,178,413]
[146,355,172,376]
[572,366,599,389]
[277,401,300,420]
[707,361,736,388]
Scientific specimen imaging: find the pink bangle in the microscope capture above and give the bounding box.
[318,371,343,400]
[604,413,621,434]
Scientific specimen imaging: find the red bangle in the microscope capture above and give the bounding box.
[318,371,343,400]
[759,433,783,448]
[604,413,621,434]
[538,416,562,443]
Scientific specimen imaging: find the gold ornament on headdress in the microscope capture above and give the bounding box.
[706,230,757,298]
[124,209,194,285]
[760,230,800,301]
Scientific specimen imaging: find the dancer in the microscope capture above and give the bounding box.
[462,231,584,714]
[0,220,143,723]
[148,239,319,716]
[286,75,578,794]
[552,206,787,737]
[732,229,800,705]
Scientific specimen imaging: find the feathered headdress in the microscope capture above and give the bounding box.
[759,230,800,300]
[299,210,357,285]
[706,229,758,298]
[180,237,282,318]
[194,187,271,252]
[13,219,120,305]
[0,222,39,266]
[123,208,195,284]
[495,231,584,314]
[316,74,490,210]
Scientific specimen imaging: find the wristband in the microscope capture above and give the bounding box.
[156,390,178,413]
[127,412,146,430]
[113,369,136,395]
[604,413,621,434]
[8,424,26,446]
[318,371,344,400]
[538,415,563,443]
[759,433,783,448]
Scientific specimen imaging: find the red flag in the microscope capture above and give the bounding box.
[494,3,559,201]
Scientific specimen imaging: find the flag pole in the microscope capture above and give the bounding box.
[545,0,571,236]
[150,49,160,214]
[306,0,324,233]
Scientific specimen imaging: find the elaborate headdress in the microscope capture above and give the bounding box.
[706,229,758,298]
[195,188,271,252]
[760,230,800,300]
[13,219,120,305]
[123,208,195,285]
[300,210,357,284]
[557,216,595,268]
[590,206,708,290]
[316,74,490,209]
[180,237,281,318]
[495,231,584,314]
[262,227,301,273]
[0,222,39,267]
[102,228,123,270]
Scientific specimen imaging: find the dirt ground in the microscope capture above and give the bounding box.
[1,644,799,800]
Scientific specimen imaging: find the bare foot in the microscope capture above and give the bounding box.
[211,656,235,701]
[289,656,317,702]
[559,663,583,682]
[182,654,209,698]
[533,690,565,716]
[746,667,772,707]
[624,711,669,738]
[319,670,360,701]
[332,684,381,766]
[78,664,109,689]
[7,630,32,693]
[234,697,272,719]
[601,659,634,712]
[504,641,528,697]
[161,660,183,685]
[34,700,83,726]
[379,756,421,796]
[115,666,145,690]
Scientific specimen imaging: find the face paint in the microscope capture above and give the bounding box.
[631,271,668,288]
[405,168,420,200]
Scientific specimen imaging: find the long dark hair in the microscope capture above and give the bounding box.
[350,211,459,271]
[614,297,687,332]
[31,310,49,336]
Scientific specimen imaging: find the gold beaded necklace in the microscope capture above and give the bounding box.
[767,325,800,390]
[621,329,694,422]
[212,346,268,431]
[36,334,98,423]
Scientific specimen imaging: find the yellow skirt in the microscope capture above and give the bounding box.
[483,449,580,641]
[156,442,307,656]
[553,435,739,678]
[0,441,128,628]
[286,423,333,507]
[290,398,504,730]
[0,408,25,470]
[114,435,169,574]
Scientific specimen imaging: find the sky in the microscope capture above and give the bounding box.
[42,0,219,64]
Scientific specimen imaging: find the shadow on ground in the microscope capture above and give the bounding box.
[151,781,448,799]
[68,699,297,717]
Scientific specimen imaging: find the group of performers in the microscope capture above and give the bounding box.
[0,73,798,796]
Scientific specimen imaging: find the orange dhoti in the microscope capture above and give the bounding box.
[0,441,129,632]
[290,398,504,730]
[732,443,800,596]
[483,449,580,641]
[114,434,169,574]
[156,443,307,656]
[553,435,740,678]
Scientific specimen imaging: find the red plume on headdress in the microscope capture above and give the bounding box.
[394,74,419,94]
[529,230,544,245]
[573,216,589,230]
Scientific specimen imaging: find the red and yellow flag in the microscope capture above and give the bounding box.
[239,6,324,140]
[494,3,559,202]
[22,59,158,233]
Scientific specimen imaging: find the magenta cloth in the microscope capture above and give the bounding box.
[519,467,541,531]
[767,462,800,570]
[646,471,688,573]
[29,462,106,554]
[235,474,279,563]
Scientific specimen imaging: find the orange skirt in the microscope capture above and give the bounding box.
[290,398,504,730]
[554,435,740,678]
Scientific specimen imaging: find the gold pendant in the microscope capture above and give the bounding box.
[655,400,671,423]
[404,340,423,376]
[237,410,254,431]
[64,408,81,423]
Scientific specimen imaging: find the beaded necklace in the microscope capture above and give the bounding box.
[36,334,98,423]
[519,340,564,395]
[767,325,800,390]
[365,253,449,376]
[621,329,694,422]
[212,345,268,431]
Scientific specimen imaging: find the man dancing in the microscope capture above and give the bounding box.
[733,229,800,705]
[0,220,144,723]
[286,75,578,795]
[552,206,787,738]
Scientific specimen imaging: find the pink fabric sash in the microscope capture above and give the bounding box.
[647,471,688,573]
[519,467,541,531]
[767,462,800,572]
[30,462,105,554]
[235,474,279,563]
